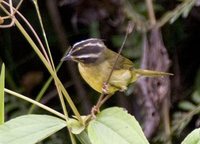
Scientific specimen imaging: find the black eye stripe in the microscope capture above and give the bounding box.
[76,57,98,64]
[67,38,106,64]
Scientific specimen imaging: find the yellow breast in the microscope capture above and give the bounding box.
[78,60,132,94]
[78,61,118,94]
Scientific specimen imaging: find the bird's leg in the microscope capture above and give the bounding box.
[91,93,105,118]
[91,82,110,117]
[102,82,110,94]
[91,106,99,118]
[99,94,112,107]
[91,94,112,118]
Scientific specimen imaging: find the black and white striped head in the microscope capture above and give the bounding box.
[62,38,106,64]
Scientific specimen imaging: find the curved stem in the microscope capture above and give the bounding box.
[94,22,134,113]
[14,19,82,123]
[145,0,156,26]
[1,1,51,64]
[33,0,56,71]
[5,88,66,119]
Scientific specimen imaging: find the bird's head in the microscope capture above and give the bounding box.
[62,38,106,64]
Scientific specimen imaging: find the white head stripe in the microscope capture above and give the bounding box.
[72,53,101,59]
[73,38,101,48]
[71,42,105,54]
[83,42,104,47]
[71,46,83,53]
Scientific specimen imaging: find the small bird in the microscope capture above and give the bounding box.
[62,38,172,95]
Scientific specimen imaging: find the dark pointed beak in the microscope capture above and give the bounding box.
[61,54,72,61]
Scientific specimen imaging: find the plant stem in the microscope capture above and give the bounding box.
[14,19,82,123]
[4,88,66,119]
[145,0,156,26]
[28,62,63,113]
[0,64,5,124]
[33,0,55,71]
[0,1,74,122]
[94,22,133,113]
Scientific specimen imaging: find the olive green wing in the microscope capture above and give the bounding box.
[106,49,133,70]
[109,69,132,92]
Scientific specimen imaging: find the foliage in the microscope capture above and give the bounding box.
[0,115,66,144]
[181,128,200,144]
[87,107,149,144]
[172,69,200,135]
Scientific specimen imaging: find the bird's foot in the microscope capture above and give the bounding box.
[102,82,109,94]
[119,86,127,92]
[91,105,100,118]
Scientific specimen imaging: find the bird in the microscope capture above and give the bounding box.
[62,38,172,95]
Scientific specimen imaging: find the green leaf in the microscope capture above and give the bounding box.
[0,63,5,124]
[76,131,92,144]
[169,0,197,24]
[178,101,196,111]
[192,91,200,104]
[88,107,149,144]
[181,128,200,144]
[0,114,66,144]
[67,118,85,134]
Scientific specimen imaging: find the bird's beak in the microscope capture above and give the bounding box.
[61,54,72,61]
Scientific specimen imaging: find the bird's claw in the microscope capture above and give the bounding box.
[119,86,127,92]
[102,82,109,94]
[91,105,100,118]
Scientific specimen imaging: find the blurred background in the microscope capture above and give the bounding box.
[0,0,200,143]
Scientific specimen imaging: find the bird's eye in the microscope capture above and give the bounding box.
[76,57,98,64]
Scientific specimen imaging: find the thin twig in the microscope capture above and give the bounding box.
[145,0,156,26]
[156,0,197,28]
[33,1,56,71]
[0,0,23,28]
[105,22,134,86]
[46,0,91,113]
[94,22,134,112]
[4,88,66,119]
[1,1,51,65]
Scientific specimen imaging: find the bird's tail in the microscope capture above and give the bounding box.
[132,69,173,77]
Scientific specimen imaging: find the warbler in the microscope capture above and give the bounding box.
[62,38,172,94]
